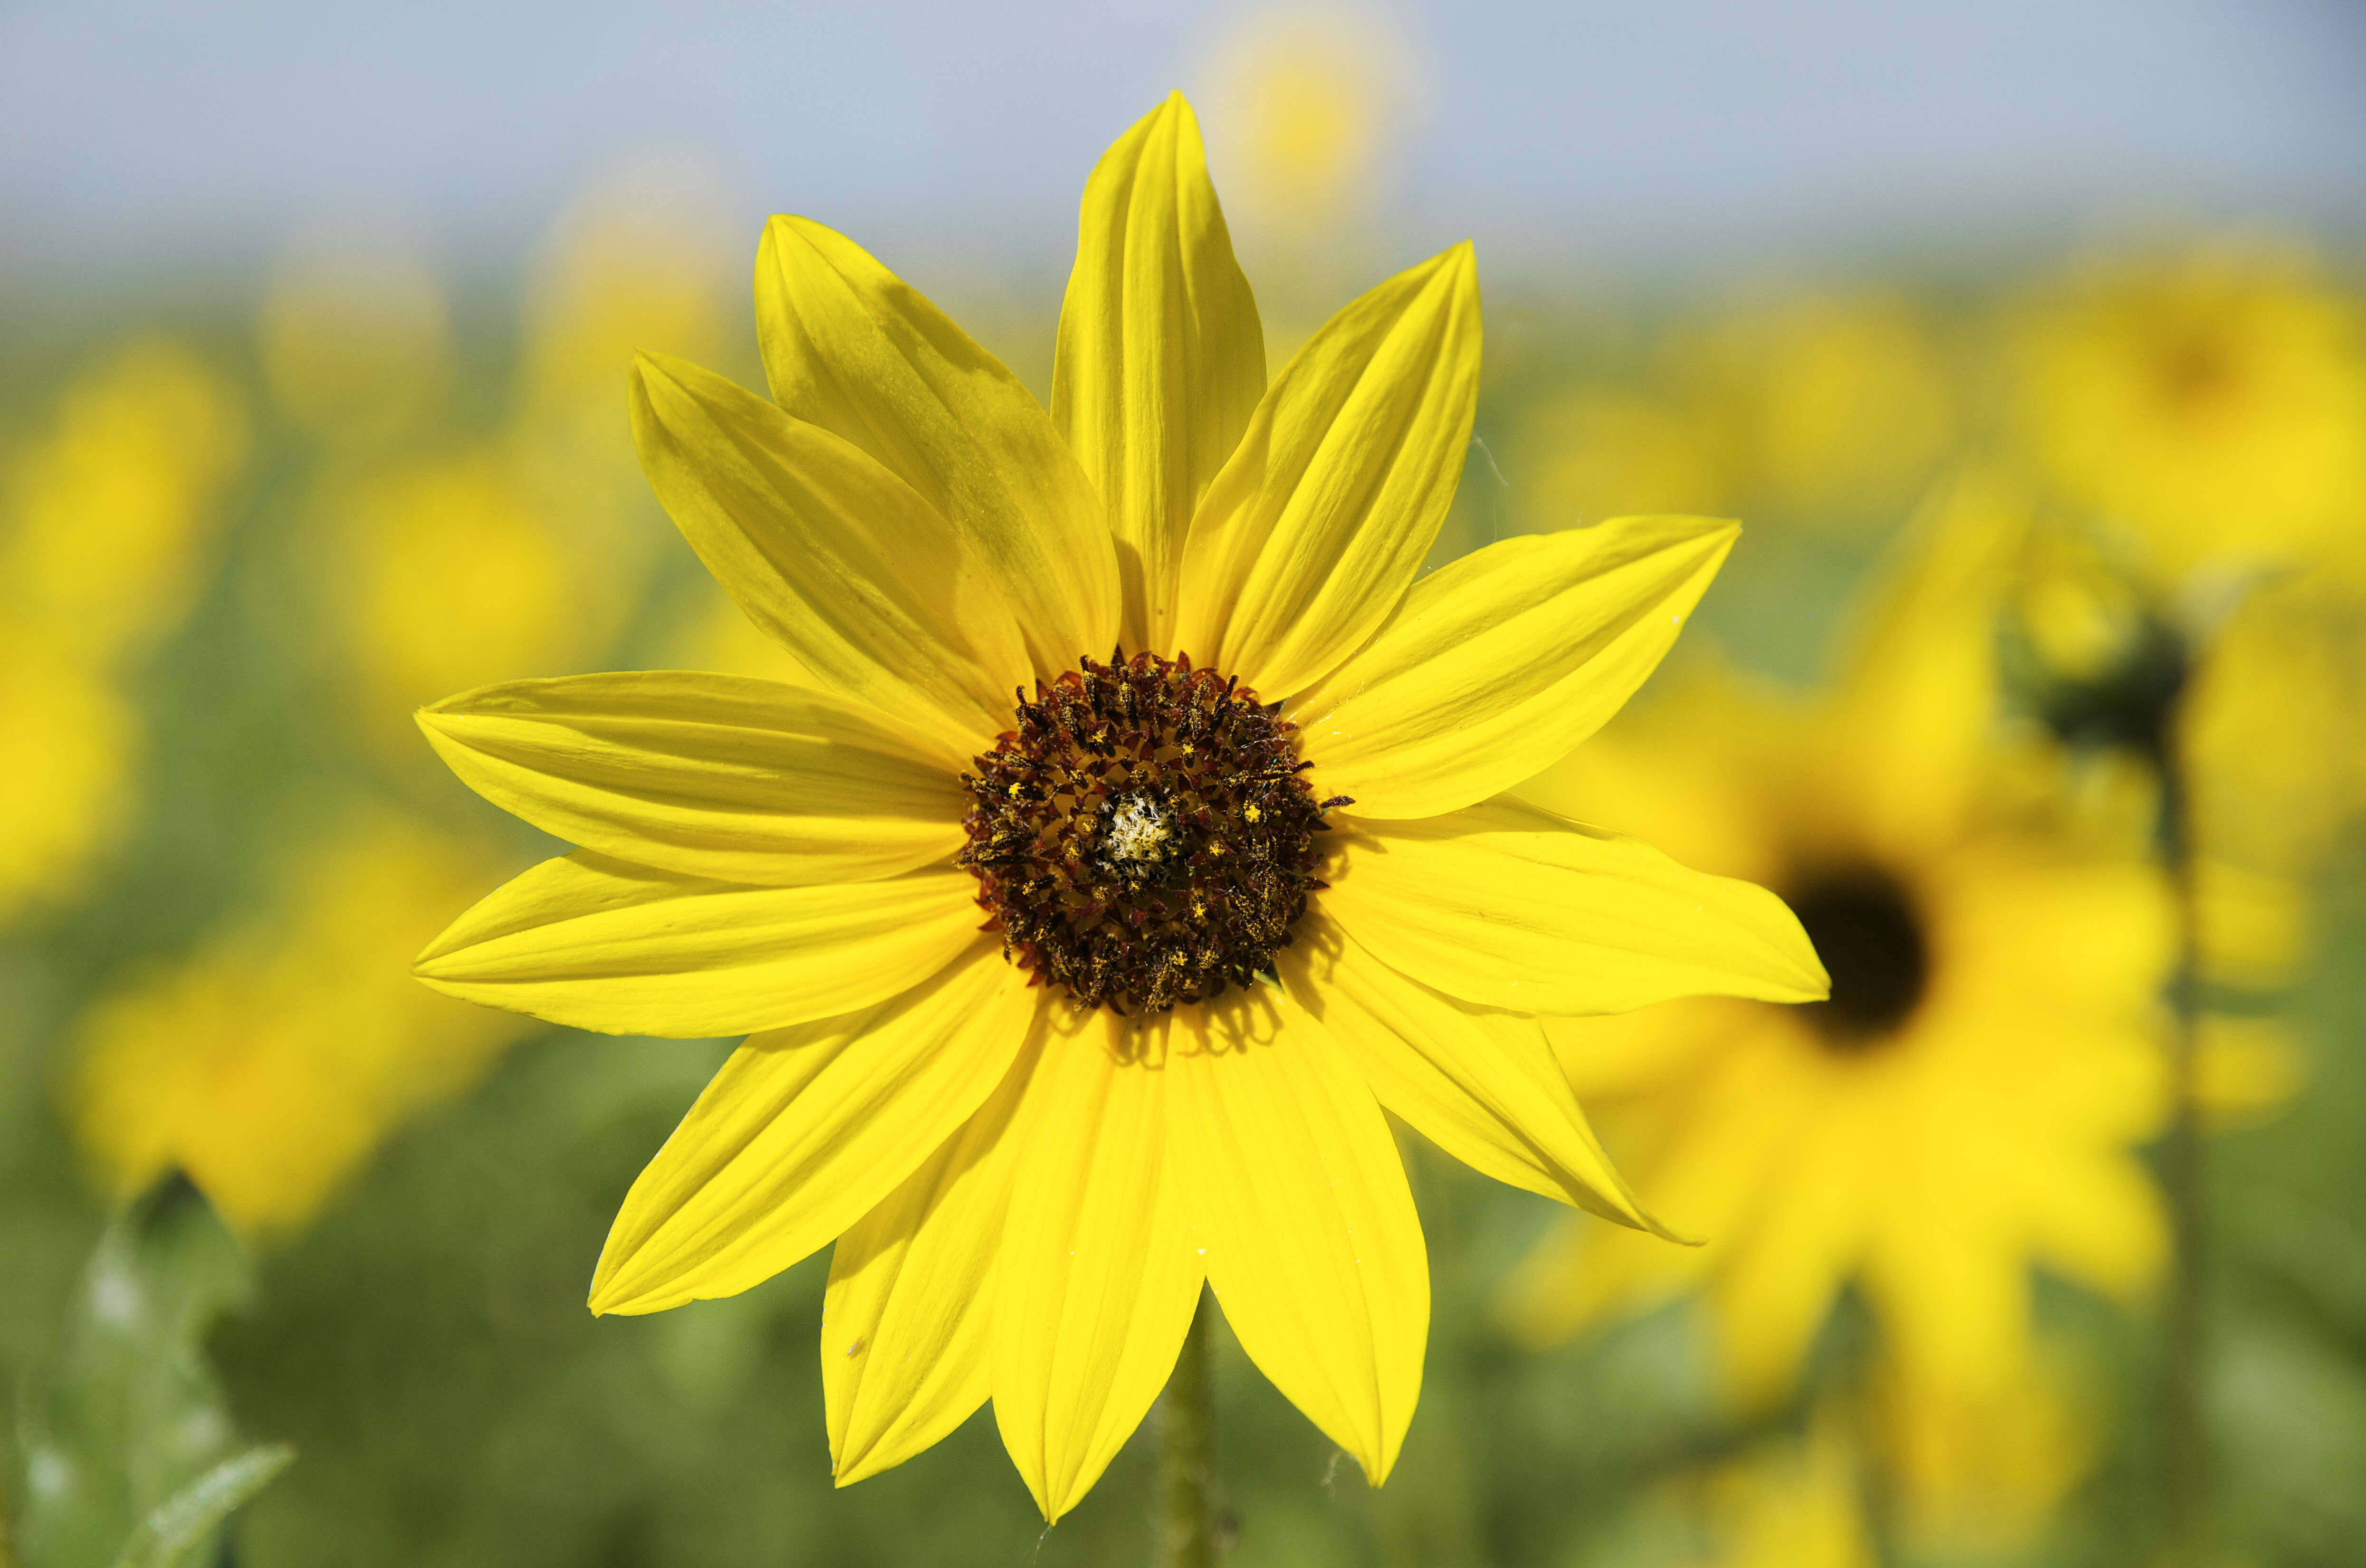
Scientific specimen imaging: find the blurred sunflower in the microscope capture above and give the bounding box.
[2,340,248,660]
[0,629,134,921]
[1674,288,1957,532]
[70,813,538,1240]
[0,341,245,919]
[285,175,734,759]
[1505,287,1955,540]
[412,93,1827,1520]
[1500,486,2185,1407]
[1667,1419,1875,1568]
[1198,2,1419,240]
[2010,239,2366,586]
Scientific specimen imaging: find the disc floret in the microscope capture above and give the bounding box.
[957,650,1346,1014]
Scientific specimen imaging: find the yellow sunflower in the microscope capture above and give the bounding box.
[1500,487,2176,1407]
[411,94,1825,1520]
[2008,238,2366,586]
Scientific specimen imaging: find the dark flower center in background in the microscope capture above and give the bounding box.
[1786,865,1929,1050]
[957,651,1345,1015]
[2159,334,2237,412]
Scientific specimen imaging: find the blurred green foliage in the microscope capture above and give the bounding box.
[11,1180,291,1568]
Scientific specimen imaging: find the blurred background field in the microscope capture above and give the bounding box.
[3,3,2365,1566]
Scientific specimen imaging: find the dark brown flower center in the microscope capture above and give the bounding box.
[1788,865,1929,1050]
[956,651,1345,1015]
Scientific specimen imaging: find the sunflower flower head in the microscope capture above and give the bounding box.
[413,93,1825,1522]
[1497,478,2284,1424]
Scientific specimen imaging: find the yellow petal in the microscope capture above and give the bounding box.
[419,670,965,886]
[1321,799,1829,1015]
[1167,988,1427,1485]
[1284,912,1680,1238]
[1704,1083,1877,1405]
[992,1013,1202,1522]
[630,351,1025,769]
[2019,1148,2166,1303]
[413,852,980,1038]
[1825,473,2020,854]
[756,216,1119,675]
[1176,243,1480,698]
[823,1024,1042,1485]
[590,945,1042,1314]
[1052,91,1265,651]
[1292,516,1737,819]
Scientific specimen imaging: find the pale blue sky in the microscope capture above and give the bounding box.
[2,0,2361,278]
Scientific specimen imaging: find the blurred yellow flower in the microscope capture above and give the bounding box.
[280,167,737,760]
[1670,1421,1876,1568]
[70,812,537,1240]
[2010,239,2366,584]
[518,156,740,427]
[1198,3,1419,237]
[329,451,589,729]
[1512,385,1732,526]
[1507,289,1955,535]
[1501,487,2179,1405]
[2,341,246,663]
[410,94,1825,1522]
[0,630,134,918]
[1679,289,1957,529]
[0,342,245,919]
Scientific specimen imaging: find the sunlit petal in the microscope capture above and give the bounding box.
[1168,989,1427,1484]
[413,852,980,1038]
[590,947,1043,1314]
[1323,799,1829,1016]
[1176,243,1479,698]
[1053,91,1265,651]
[419,670,965,886]
[756,216,1119,675]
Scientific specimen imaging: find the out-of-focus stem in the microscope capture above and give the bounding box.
[2154,737,2208,1565]
[1156,1290,1218,1568]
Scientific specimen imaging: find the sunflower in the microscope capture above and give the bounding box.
[1500,488,2177,1408]
[2007,239,2366,586]
[412,94,1825,1520]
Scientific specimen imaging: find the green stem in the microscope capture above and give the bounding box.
[1155,1290,1219,1568]
[2155,738,2209,1566]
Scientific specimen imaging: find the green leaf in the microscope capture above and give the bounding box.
[109,1445,295,1568]
[15,1178,291,1568]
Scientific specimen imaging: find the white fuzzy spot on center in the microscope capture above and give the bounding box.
[1104,794,1171,864]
